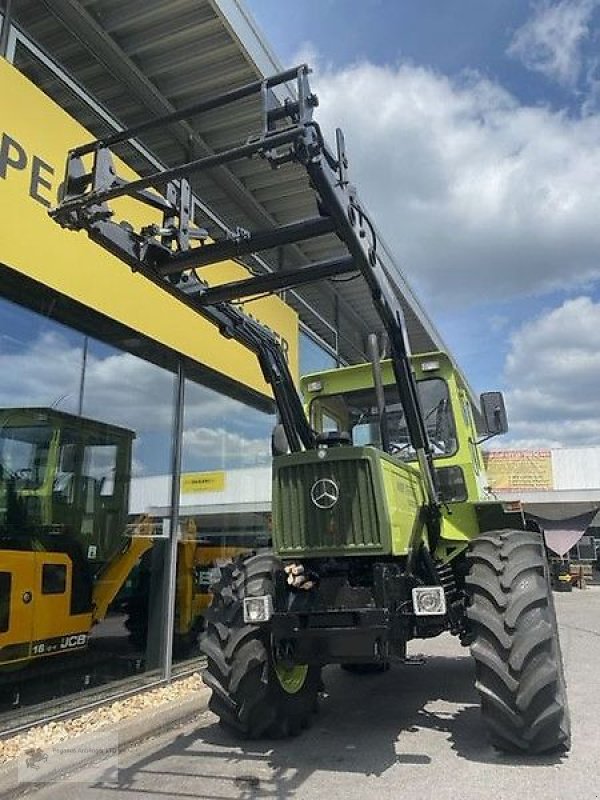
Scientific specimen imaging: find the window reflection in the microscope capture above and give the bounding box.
[0,297,174,722]
[171,378,275,665]
[300,331,336,375]
[0,292,282,717]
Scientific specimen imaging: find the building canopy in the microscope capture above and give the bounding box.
[6,0,460,374]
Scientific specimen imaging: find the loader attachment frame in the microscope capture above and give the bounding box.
[50,63,440,517]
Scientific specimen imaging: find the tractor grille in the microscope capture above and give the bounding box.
[273,456,382,555]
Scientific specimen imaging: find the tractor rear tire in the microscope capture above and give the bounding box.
[466,530,571,754]
[200,553,321,738]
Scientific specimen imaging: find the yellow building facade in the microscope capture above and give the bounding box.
[0,40,300,730]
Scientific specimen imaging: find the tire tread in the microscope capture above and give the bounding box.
[200,553,320,739]
[467,529,571,754]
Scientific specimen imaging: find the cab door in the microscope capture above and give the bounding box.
[31,553,90,655]
[0,552,35,665]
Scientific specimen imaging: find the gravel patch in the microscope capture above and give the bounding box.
[0,673,206,765]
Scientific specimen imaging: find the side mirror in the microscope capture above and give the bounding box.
[480,392,508,437]
[271,423,289,457]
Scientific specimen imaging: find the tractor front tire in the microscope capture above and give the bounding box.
[200,553,321,738]
[466,530,571,754]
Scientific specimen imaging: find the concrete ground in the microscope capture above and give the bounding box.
[14,588,600,800]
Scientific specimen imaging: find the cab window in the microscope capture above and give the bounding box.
[311,378,457,459]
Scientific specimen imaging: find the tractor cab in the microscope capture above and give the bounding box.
[302,351,507,506]
[307,361,457,459]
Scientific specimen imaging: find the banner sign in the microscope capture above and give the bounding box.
[484,450,553,491]
[181,471,226,494]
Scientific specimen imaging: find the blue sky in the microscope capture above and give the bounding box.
[247,0,594,109]
[247,0,600,448]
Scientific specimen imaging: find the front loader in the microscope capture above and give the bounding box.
[51,64,570,754]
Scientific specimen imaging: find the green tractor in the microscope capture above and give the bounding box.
[51,64,570,754]
[201,351,569,753]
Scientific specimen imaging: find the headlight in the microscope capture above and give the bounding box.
[243,596,274,624]
[412,586,446,616]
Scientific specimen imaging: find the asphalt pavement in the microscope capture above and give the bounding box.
[12,587,600,800]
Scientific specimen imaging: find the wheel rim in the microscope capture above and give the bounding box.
[274,662,309,694]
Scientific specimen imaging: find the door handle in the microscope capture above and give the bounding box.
[22,591,32,604]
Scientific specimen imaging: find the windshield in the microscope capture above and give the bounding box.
[311,378,457,460]
[0,425,54,490]
[0,423,56,535]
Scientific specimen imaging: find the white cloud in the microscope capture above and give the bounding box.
[0,331,82,413]
[0,331,177,432]
[582,59,600,115]
[310,61,600,309]
[0,331,272,472]
[503,296,600,446]
[291,41,321,73]
[183,426,271,468]
[507,0,599,87]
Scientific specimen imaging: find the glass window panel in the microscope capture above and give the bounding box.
[182,380,274,473]
[0,296,176,729]
[311,378,458,459]
[172,377,275,668]
[41,563,67,594]
[299,331,336,375]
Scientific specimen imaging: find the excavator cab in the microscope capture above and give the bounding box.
[0,407,134,666]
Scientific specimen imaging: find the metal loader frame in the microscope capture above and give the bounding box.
[50,63,440,537]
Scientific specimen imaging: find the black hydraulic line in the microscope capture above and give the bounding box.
[419,543,441,585]
[184,305,313,452]
[214,311,314,452]
[194,256,356,306]
[157,216,337,275]
[257,341,311,453]
[60,128,302,212]
[72,65,306,157]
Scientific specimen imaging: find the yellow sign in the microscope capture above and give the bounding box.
[181,471,226,494]
[0,59,298,398]
[484,450,553,491]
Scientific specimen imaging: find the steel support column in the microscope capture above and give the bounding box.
[163,361,186,680]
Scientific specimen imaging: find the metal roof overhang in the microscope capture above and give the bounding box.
[6,0,455,373]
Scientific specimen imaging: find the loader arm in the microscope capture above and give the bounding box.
[92,515,155,623]
[50,63,439,516]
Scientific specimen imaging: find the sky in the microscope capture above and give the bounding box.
[246,0,600,449]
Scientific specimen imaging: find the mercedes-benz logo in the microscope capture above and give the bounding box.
[310,478,339,509]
